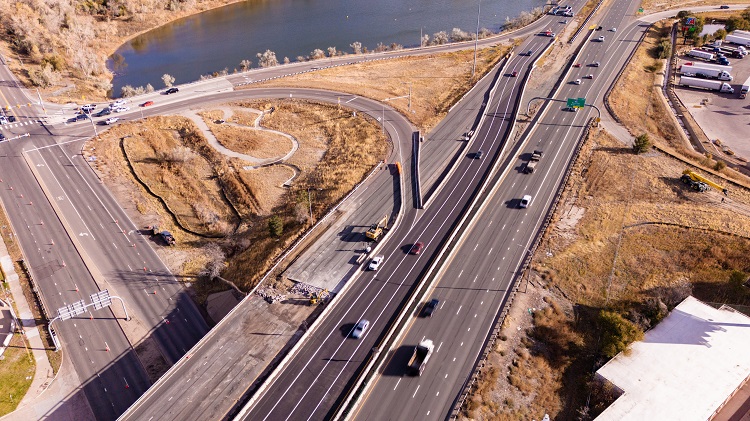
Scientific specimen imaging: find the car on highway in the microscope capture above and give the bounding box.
[142,101,154,107]
[511,71,518,77]
[596,26,603,31]
[410,242,424,255]
[368,255,384,271]
[113,106,130,113]
[573,63,581,67]
[592,61,601,67]
[610,27,617,32]
[563,106,577,112]
[720,5,730,9]
[105,117,119,125]
[520,195,532,208]
[351,319,369,339]
[0,133,5,141]
[527,49,534,56]
[0,116,7,125]
[95,108,111,117]
[81,104,96,113]
[76,113,90,121]
[574,78,582,85]
[585,74,594,79]
[6,115,15,122]
[423,299,440,317]
[165,87,179,94]
[596,36,605,42]
[474,150,484,159]
[560,19,567,24]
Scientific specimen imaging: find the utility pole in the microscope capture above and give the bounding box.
[472,0,481,77]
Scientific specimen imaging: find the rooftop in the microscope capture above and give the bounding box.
[596,296,750,420]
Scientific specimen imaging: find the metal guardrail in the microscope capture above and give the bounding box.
[568,0,605,44]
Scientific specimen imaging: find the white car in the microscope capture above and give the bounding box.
[110,99,126,109]
[113,106,130,113]
[351,319,369,339]
[520,195,533,208]
[597,36,605,42]
[368,255,384,271]
[81,104,96,112]
[105,117,119,125]
[574,79,582,85]
[610,27,617,32]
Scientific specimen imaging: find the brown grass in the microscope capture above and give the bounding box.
[466,125,750,419]
[640,0,750,12]
[198,109,292,159]
[249,45,512,132]
[122,117,238,236]
[0,333,35,416]
[239,165,296,215]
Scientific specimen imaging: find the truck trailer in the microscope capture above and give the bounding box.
[678,76,734,93]
[726,34,750,47]
[741,76,750,99]
[687,49,715,61]
[680,63,733,81]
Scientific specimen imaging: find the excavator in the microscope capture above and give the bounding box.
[680,169,728,195]
[365,215,389,241]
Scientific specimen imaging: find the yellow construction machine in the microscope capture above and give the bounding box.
[365,215,389,241]
[680,169,728,195]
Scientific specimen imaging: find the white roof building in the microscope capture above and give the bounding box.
[595,296,750,420]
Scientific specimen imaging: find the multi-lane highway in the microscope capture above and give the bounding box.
[352,0,648,417]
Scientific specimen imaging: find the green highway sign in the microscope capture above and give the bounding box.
[567,97,586,108]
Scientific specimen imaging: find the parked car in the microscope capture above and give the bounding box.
[165,87,179,94]
[520,194,533,208]
[410,242,424,255]
[141,101,154,107]
[351,319,369,339]
[423,299,440,317]
[105,117,119,125]
[368,255,384,271]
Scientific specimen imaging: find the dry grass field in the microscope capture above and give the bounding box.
[251,45,512,132]
[198,110,293,159]
[463,126,750,420]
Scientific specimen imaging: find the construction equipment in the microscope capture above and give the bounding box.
[365,215,389,241]
[680,169,728,195]
[309,289,329,305]
[146,225,176,245]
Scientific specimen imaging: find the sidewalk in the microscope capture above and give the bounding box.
[0,239,54,405]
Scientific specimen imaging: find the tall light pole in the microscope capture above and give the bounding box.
[402,82,412,110]
[472,0,482,77]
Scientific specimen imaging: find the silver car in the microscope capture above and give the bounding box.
[352,319,369,339]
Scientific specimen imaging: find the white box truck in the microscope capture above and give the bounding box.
[726,34,750,47]
[682,61,732,72]
[680,63,733,81]
[734,30,750,37]
[741,76,750,99]
[679,76,734,93]
[688,49,715,61]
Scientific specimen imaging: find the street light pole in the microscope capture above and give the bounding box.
[307,187,313,225]
[472,0,481,77]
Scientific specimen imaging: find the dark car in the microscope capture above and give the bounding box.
[7,115,15,122]
[76,113,90,121]
[410,242,424,255]
[95,108,111,117]
[720,5,730,9]
[0,133,5,141]
[511,71,518,77]
[474,150,484,159]
[423,299,440,317]
[165,87,179,94]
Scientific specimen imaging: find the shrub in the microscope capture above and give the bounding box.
[714,161,726,171]
[633,133,651,154]
[598,311,644,358]
[268,215,283,237]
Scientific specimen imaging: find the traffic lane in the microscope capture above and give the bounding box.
[244,59,526,420]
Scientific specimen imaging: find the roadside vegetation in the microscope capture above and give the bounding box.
[86,100,385,299]
[639,0,750,13]
[0,333,35,416]
[463,127,750,420]
[253,44,513,132]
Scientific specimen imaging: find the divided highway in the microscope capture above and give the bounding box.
[354,0,652,417]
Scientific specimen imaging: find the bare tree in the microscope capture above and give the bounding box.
[200,243,226,280]
[374,42,387,53]
[421,34,429,47]
[390,43,403,51]
[432,31,449,45]
[256,50,278,67]
[162,73,175,88]
[120,85,137,97]
[296,55,306,62]
[240,59,251,71]
[145,83,154,93]
[450,28,472,42]
[283,57,290,64]
[479,27,493,39]
[310,48,326,60]
[350,41,363,54]
[327,46,337,57]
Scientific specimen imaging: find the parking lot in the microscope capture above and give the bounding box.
[674,46,750,160]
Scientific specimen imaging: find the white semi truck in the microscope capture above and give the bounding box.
[687,49,715,61]
[741,76,750,99]
[726,34,750,47]
[680,63,733,81]
[678,76,734,93]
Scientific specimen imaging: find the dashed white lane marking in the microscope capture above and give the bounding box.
[458,270,463,277]
[456,305,462,315]
[488,247,493,255]
[437,341,443,353]
[412,385,420,398]
[394,378,401,390]
[473,276,477,283]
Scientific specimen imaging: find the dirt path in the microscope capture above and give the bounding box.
[181,106,300,169]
